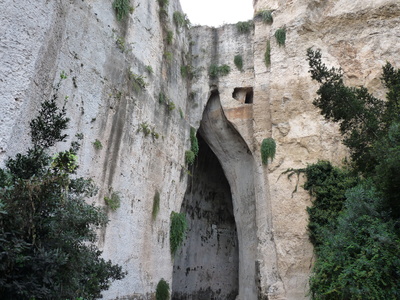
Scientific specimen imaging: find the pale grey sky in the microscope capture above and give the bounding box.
[179,0,253,27]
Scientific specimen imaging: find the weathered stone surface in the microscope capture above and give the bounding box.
[1,0,399,299]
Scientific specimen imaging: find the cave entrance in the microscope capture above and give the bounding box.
[172,90,258,299]
[172,134,239,299]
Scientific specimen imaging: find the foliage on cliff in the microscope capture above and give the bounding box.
[0,97,125,299]
[305,49,400,299]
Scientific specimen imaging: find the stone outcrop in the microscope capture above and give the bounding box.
[1,0,399,299]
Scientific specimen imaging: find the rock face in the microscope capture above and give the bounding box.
[1,0,399,299]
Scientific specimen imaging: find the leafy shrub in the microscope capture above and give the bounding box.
[167,100,175,112]
[261,138,276,164]
[164,51,173,63]
[129,71,147,92]
[115,36,126,52]
[265,40,271,67]
[255,10,273,24]
[93,139,103,150]
[234,55,243,71]
[156,278,170,300]
[173,11,190,29]
[180,64,195,79]
[303,161,358,246]
[159,92,167,104]
[145,65,153,74]
[112,0,132,21]
[185,150,195,165]
[170,212,187,255]
[104,190,121,211]
[274,27,286,46]
[236,20,253,34]
[152,190,160,220]
[209,64,231,78]
[167,30,173,45]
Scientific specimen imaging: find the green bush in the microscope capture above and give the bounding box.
[236,20,253,34]
[274,27,286,46]
[166,30,173,45]
[93,139,103,150]
[170,212,187,255]
[255,10,273,24]
[261,138,276,164]
[185,150,195,165]
[145,65,153,74]
[104,190,121,211]
[209,64,231,78]
[129,72,147,92]
[152,190,160,220]
[173,11,190,29]
[180,64,194,79]
[265,40,271,67]
[234,55,243,71]
[112,0,132,21]
[156,278,170,300]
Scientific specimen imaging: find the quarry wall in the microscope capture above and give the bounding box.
[1,0,399,299]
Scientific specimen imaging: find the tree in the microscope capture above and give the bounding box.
[305,49,400,299]
[0,96,125,299]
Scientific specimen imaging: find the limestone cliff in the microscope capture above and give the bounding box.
[0,0,399,299]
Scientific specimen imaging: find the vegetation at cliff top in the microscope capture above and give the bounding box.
[255,9,273,24]
[236,20,253,34]
[305,48,400,299]
[0,87,125,299]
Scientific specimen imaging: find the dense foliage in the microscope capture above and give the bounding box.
[0,97,125,299]
[170,212,187,255]
[261,138,276,165]
[305,49,400,299]
[156,278,170,300]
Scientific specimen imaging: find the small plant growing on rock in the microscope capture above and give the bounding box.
[93,139,103,150]
[255,10,273,24]
[156,278,170,300]
[265,40,271,67]
[190,127,199,157]
[234,55,243,71]
[129,71,147,92]
[236,20,253,34]
[152,190,160,220]
[173,11,190,29]
[115,36,126,52]
[104,190,121,211]
[145,65,153,74]
[170,212,187,255]
[112,0,133,21]
[166,30,174,45]
[185,150,195,165]
[209,64,231,78]
[275,27,286,47]
[261,137,276,164]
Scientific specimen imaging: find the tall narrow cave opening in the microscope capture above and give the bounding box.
[172,134,239,300]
